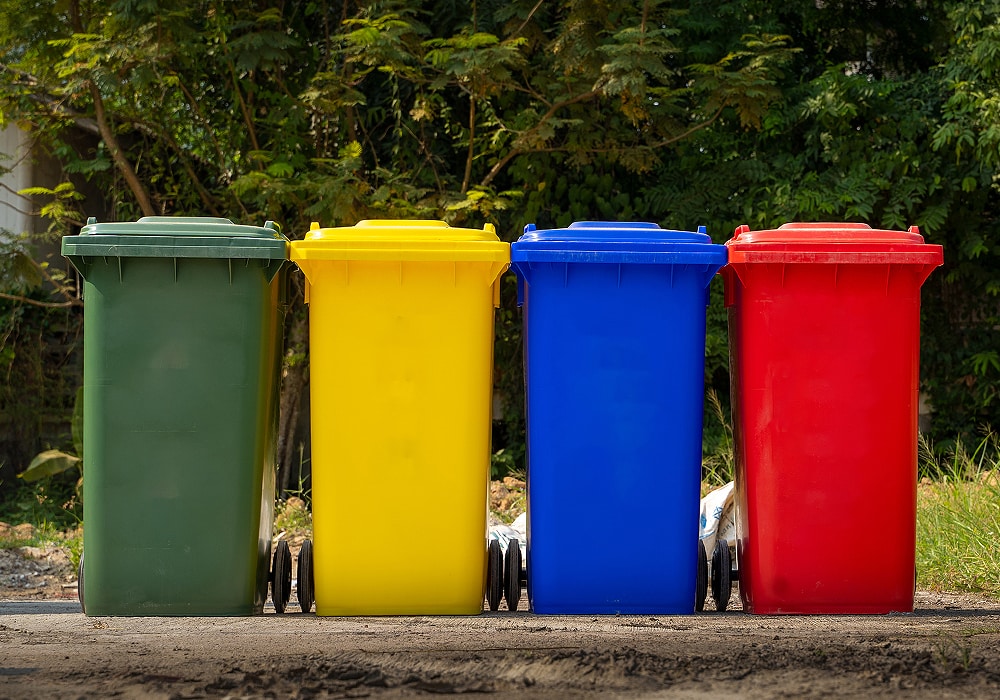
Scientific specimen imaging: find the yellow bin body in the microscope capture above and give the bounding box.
[290,220,509,615]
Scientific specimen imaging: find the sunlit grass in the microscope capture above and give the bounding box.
[917,433,1000,598]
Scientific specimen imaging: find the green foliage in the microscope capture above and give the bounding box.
[917,433,1000,596]
[0,297,81,491]
[636,1,1000,448]
[2,0,1000,479]
[20,385,83,485]
[490,446,520,480]
[0,237,44,292]
[0,470,82,532]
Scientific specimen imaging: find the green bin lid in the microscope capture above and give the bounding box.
[61,216,288,260]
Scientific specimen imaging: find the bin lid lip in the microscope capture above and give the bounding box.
[299,219,502,243]
[514,221,713,246]
[76,216,286,239]
[727,222,929,247]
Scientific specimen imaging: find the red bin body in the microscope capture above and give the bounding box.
[724,223,943,614]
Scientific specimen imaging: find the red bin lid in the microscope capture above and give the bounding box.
[725,222,944,266]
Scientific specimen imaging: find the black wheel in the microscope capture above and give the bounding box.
[297,539,315,613]
[711,540,732,612]
[504,538,522,612]
[486,539,503,611]
[271,539,292,614]
[696,540,708,612]
[77,551,85,615]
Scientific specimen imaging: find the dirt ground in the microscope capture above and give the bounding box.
[2,544,1000,699]
[3,482,1000,699]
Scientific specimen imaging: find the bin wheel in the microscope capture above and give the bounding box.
[271,539,292,614]
[486,540,503,612]
[696,540,708,612]
[486,539,503,611]
[711,540,732,612]
[504,538,522,612]
[297,539,315,614]
[77,551,86,615]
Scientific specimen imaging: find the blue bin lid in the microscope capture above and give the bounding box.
[511,221,727,264]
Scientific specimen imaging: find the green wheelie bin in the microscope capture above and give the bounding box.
[62,216,289,616]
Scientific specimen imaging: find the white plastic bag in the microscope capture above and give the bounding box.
[699,481,736,557]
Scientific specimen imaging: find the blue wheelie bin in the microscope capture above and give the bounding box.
[511,221,727,614]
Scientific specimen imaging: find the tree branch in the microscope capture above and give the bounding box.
[523,104,727,157]
[32,255,80,305]
[126,116,222,216]
[462,96,476,194]
[479,90,597,188]
[512,0,545,38]
[89,82,156,216]
[0,62,101,136]
[403,122,444,192]
[478,103,727,181]
[175,76,227,166]
[0,291,81,308]
[67,0,154,216]
[210,12,261,154]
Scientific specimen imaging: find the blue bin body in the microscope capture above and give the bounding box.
[511,221,727,614]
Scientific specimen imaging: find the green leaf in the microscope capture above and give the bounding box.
[266,162,295,178]
[19,450,82,482]
[970,351,1000,377]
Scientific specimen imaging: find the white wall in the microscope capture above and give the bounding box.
[0,123,33,240]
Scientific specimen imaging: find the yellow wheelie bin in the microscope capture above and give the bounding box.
[290,220,509,615]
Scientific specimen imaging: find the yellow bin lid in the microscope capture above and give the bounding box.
[290,220,510,264]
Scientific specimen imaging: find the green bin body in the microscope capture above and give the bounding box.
[62,217,288,616]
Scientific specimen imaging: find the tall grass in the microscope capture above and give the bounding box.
[702,388,735,493]
[916,433,1000,597]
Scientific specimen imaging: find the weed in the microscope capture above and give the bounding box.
[274,498,312,537]
[273,474,312,540]
[62,527,83,570]
[935,635,973,671]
